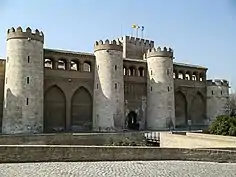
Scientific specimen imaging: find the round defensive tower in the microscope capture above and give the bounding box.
[146,47,175,130]
[2,27,44,134]
[93,39,124,131]
[206,79,230,123]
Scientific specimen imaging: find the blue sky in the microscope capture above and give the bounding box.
[0,0,235,89]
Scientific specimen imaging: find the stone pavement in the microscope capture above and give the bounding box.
[0,161,235,177]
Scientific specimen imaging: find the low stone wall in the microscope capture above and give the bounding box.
[160,132,236,148]
[0,132,146,146]
[0,145,235,163]
[186,132,236,142]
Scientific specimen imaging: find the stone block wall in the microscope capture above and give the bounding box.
[0,145,235,163]
[0,132,146,146]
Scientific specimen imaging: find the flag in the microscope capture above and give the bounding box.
[132,24,138,28]
[141,26,144,31]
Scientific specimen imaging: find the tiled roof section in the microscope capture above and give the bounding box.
[173,62,208,70]
[44,48,95,57]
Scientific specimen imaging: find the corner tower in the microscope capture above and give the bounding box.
[206,79,230,123]
[146,47,175,130]
[2,27,44,134]
[93,40,124,131]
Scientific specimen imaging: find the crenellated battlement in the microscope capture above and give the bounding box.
[94,39,123,52]
[7,27,44,43]
[122,36,154,47]
[146,47,174,58]
[207,79,229,87]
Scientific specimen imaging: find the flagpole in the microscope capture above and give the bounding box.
[141,26,144,38]
[136,28,138,38]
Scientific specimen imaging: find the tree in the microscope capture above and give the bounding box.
[209,115,236,136]
[229,93,236,116]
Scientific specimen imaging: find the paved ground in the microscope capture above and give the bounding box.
[0,161,235,177]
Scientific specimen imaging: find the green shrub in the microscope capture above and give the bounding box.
[209,115,236,136]
[108,137,138,146]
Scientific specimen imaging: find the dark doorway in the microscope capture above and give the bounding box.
[127,111,139,130]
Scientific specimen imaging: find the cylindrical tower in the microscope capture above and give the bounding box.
[206,79,230,123]
[93,39,124,131]
[2,27,44,134]
[146,47,175,130]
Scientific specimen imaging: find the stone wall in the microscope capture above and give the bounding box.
[160,132,236,148]
[0,145,235,163]
[93,40,124,131]
[206,80,230,122]
[146,48,175,130]
[0,132,146,146]
[3,28,44,134]
[119,36,154,60]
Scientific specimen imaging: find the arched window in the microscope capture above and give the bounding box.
[83,61,91,72]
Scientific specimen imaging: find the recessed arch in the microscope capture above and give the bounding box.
[175,91,187,127]
[123,66,128,75]
[138,67,145,77]
[185,71,191,80]
[44,85,66,133]
[199,73,205,81]
[192,72,198,81]
[71,60,79,71]
[178,71,184,79]
[127,111,139,130]
[58,59,66,70]
[71,86,93,132]
[44,58,53,69]
[173,70,177,79]
[83,61,91,72]
[190,91,205,125]
[128,66,136,76]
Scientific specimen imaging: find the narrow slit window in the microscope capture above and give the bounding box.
[212,90,214,95]
[168,86,170,92]
[221,90,223,95]
[27,77,29,84]
[115,83,117,89]
[151,87,152,91]
[28,56,30,63]
[97,84,98,89]
[26,98,29,105]
[6,77,7,84]
[115,65,117,70]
